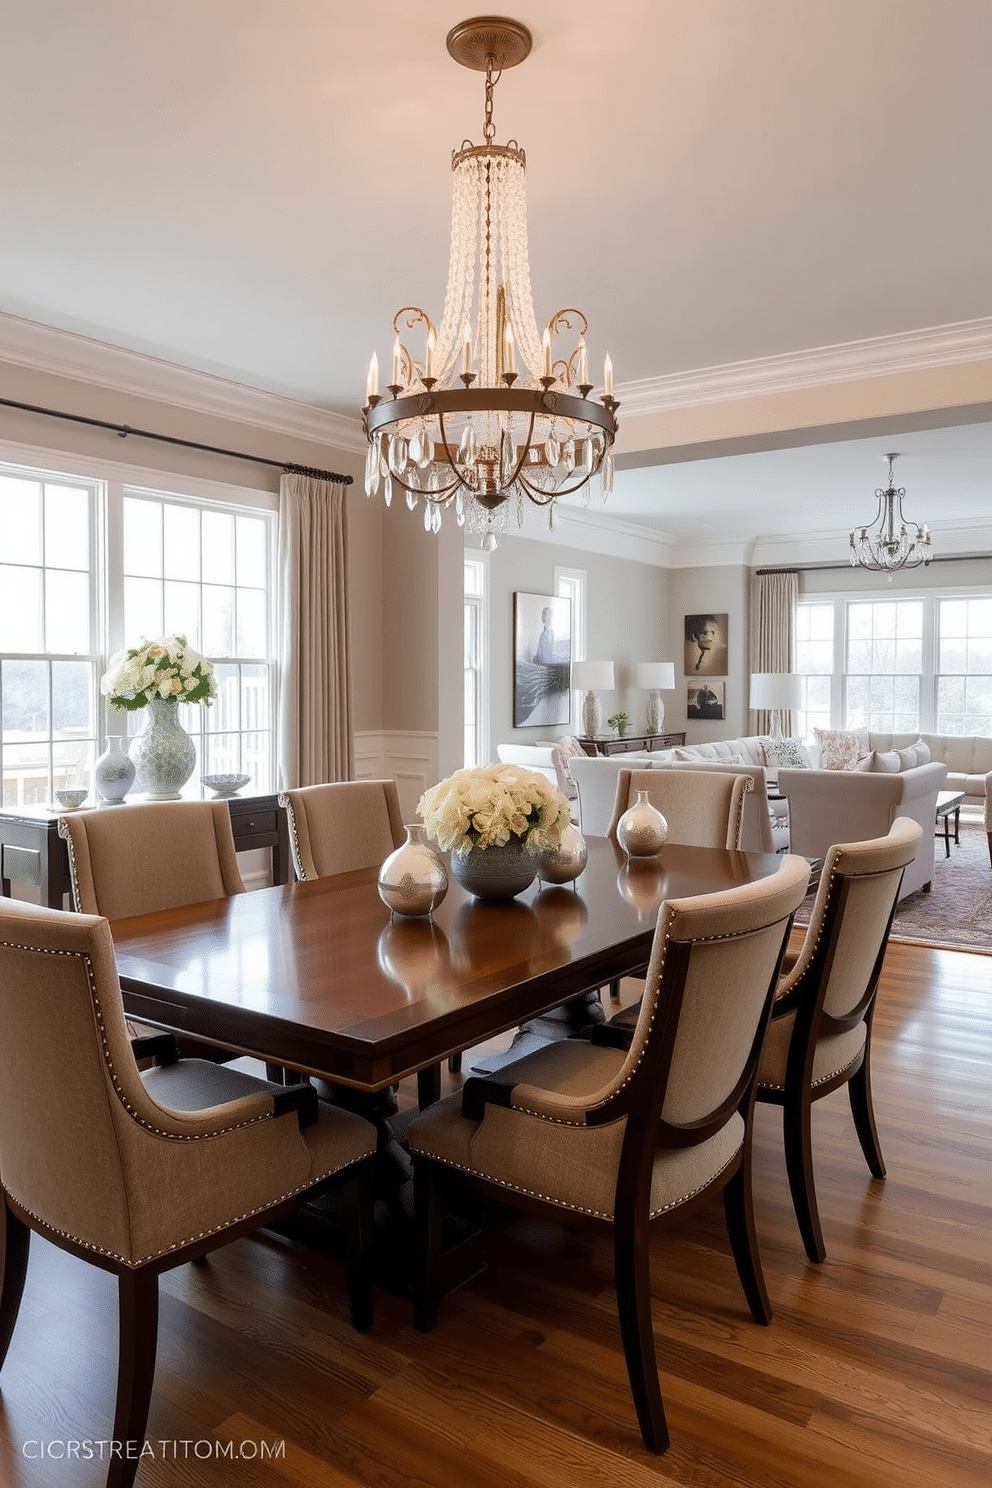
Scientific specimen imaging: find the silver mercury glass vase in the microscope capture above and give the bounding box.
[616,789,669,858]
[450,836,538,901]
[377,824,449,917]
[537,824,588,885]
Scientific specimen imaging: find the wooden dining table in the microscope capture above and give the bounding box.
[110,835,785,1096]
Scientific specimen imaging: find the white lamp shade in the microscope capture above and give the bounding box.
[572,660,614,692]
[636,662,675,691]
[750,672,802,711]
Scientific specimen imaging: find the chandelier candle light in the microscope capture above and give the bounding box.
[849,452,933,576]
[362,16,619,551]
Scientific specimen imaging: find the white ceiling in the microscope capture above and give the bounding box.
[1,0,990,551]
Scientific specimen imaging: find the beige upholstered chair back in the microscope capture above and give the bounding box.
[279,779,404,880]
[780,817,922,1025]
[59,801,245,919]
[606,768,749,851]
[626,856,811,1131]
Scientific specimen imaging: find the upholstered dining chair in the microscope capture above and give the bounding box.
[59,799,249,1064]
[278,779,451,1105]
[601,766,751,1005]
[0,897,376,1488]
[59,798,246,919]
[279,778,405,881]
[606,766,750,852]
[756,816,922,1263]
[408,854,812,1454]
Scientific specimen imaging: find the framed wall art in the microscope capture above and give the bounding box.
[684,612,728,676]
[513,592,572,727]
[686,680,725,721]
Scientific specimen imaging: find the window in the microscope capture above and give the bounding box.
[0,470,100,807]
[555,565,586,730]
[120,490,275,783]
[0,453,277,807]
[797,589,992,740]
[463,553,487,767]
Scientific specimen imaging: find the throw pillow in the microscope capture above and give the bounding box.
[870,749,901,774]
[762,736,813,769]
[914,738,931,765]
[813,727,869,771]
[850,752,875,771]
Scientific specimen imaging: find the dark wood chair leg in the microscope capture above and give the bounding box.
[613,1216,669,1453]
[413,1158,443,1333]
[783,1095,826,1263]
[417,1063,442,1109]
[109,1269,159,1488]
[848,1057,886,1179]
[722,1155,772,1325]
[340,1161,374,1332]
[0,1200,30,1371]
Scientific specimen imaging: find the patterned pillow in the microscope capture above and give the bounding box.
[761,736,812,769]
[813,727,870,771]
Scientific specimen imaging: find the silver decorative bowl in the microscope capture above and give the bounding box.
[201,773,251,798]
[54,788,88,810]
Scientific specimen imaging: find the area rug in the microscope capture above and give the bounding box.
[795,820,991,954]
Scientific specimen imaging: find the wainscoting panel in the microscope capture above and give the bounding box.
[354,731,439,823]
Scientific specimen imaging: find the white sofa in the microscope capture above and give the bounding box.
[567,752,658,836]
[778,760,948,900]
[867,732,991,810]
[495,741,583,820]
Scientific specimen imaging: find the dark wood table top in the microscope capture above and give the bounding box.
[111,836,783,1093]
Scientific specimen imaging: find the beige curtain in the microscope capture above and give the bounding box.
[278,472,354,788]
[750,570,799,736]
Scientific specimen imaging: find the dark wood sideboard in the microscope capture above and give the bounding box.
[578,731,686,757]
[0,792,291,908]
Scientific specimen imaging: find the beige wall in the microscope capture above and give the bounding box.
[486,533,668,747]
[665,565,751,741]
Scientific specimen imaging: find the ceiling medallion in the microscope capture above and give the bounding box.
[849,453,933,577]
[362,16,618,550]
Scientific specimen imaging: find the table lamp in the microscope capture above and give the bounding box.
[750,672,802,738]
[572,660,614,738]
[636,662,676,735]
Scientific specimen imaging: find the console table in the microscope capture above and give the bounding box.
[0,792,291,908]
[578,731,686,757]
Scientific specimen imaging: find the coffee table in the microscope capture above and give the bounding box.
[935,790,965,857]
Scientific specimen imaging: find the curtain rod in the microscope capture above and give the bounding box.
[756,554,989,575]
[0,395,353,485]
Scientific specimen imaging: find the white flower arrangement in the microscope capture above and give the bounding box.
[100,634,217,711]
[418,763,571,856]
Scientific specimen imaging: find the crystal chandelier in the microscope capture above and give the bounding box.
[849,453,933,575]
[362,17,619,552]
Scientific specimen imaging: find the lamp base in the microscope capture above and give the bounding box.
[582,691,603,739]
[645,691,665,736]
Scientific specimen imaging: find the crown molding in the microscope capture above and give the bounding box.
[0,310,366,453]
[618,319,992,416]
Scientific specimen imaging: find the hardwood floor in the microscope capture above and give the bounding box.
[1,940,989,1487]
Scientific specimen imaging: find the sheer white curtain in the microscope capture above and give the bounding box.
[750,570,799,736]
[278,472,354,787]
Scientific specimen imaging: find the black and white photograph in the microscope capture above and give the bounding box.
[513,592,572,727]
[684,612,729,676]
[686,679,725,721]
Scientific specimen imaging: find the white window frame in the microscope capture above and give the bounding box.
[797,583,992,738]
[0,439,279,800]
[464,551,489,767]
[555,565,586,732]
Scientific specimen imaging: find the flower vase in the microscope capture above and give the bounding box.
[537,824,588,885]
[131,698,197,800]
[93,736,135,804]
[377,825,449,918]
[616,789,669,858]
[450,837,538,901]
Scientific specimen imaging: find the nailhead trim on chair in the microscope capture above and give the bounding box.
[3,1179,345,1270]
[411,1144,741,1224]
[277,793,311,881]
